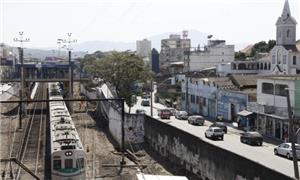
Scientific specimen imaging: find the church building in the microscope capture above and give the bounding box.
[270,0,299,75]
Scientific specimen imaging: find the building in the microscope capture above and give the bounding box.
[248,75,300,142]
[151,48,159,74]
[270,0,299,75]
[181,75,258,125]
[189,40,234,71]
[0,44,18,79]
[216,55,271,76]
[159,32,191,74]
[136,39,151,58]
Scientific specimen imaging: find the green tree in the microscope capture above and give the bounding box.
[234,51,246,60]
[83,51,151,112]
[250,40,276,57]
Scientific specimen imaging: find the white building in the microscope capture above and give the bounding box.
[136,39,151,58]
[216,55,271,76]
[189,40,234,71]
[270,0,300,75]
[247,75,300,142]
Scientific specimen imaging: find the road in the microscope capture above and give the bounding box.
[130,93,297,179]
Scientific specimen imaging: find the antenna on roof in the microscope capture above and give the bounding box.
[183,30,188,39]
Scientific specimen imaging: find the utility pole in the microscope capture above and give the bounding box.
[150,80,153,116]
[183,31,190,114]
[286,88,299,179]
[61,33,77,114]
[121,99,126,165]
[13,31,30,129]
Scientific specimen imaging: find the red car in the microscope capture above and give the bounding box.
[160,109,171,119]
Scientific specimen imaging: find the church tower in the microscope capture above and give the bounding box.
[276,0,297,45]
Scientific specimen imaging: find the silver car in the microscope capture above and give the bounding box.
[188,115,205,126]
[175,111,188,120]
[274,143,300,159]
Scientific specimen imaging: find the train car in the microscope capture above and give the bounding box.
[48,82,86,180]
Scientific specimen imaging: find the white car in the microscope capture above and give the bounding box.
[175,111,188,120]
[188,115,205,126]
[274,143,300,159]
[205,127,224,140]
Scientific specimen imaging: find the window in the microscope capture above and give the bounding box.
[196,96,199,104]
[65,159,73,169]
[283,55,287,64]
[203,98,206,106]
[275,84,288,96]
[53,160,61,170]
[272,55,276,64]
[287,29,290,38]
[191,95,195,103]
[262,83,274,95]
[293,56,297,65]
[182,93,185,100]
[76,158,85,169]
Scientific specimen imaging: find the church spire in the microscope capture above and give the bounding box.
[281,0,291,19]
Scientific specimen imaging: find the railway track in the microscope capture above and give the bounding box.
[14,83,46,180]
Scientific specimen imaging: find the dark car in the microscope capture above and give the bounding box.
[210,122,227,133]
[141,99,150,106]
[240,131,263,146]
[136,109,146,114]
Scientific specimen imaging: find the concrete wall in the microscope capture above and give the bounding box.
[144,115,293,180]
[81,83,145,147]
[0,83,19,101]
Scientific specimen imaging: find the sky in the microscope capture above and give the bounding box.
[1,0,299,49]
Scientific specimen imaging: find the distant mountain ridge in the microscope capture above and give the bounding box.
[73,30,249,53]
[9,30,251,58]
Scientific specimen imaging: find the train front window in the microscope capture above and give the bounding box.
[53,160,61,170]
[76,158,85,169]
[65,159,73,169]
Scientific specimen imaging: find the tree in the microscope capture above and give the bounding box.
[250,40,276,57]
[83,51,152,112]
[234,51,246,60]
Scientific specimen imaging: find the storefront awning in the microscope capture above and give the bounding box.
[237,110,254,117]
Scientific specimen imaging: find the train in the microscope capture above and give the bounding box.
[48,82,86,180]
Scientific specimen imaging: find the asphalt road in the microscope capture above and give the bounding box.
[131,94,297,179]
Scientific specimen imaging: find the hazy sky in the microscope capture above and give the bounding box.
[1,0,299,49]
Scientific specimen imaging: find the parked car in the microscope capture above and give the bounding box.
[136,109,146,114]
[188,115,205,125]
[175,111,188,120]
[141,99,150,106]
[210,122,227,133]
[240,131,263,146]
[205,127,224,140]
[160,109,171,119]
[274,143,300,159]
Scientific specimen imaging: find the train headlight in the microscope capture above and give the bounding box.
[65,151,73,156]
